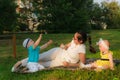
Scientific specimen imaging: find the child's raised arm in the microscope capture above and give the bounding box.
[33,34,42,48]
[40,40,53,50]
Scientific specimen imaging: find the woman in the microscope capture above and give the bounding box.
[12,31,95,72]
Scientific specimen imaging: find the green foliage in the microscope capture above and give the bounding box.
[90,3,104,30]
[0,0,17,34]
[40,0,93,33]
[101,1,120,29]
[90,1,120,30]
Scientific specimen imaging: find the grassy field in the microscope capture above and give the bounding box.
[0,29,120,80]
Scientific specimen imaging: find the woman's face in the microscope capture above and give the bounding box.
[73,32,82,44]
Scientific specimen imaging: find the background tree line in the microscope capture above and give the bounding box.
[0,0,120,34]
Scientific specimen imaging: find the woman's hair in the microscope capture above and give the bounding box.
[77,31,96,53]
[87,35,96,53]
[77,31,87,43]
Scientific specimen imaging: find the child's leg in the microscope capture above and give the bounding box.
[37,64,45,70]
[79,62,92,68]
[11,61,22,72]
[79,62,98,69]
[27,62,39,72]
[21,58,28,66]
[39,47,62,61]
[97,66,105,69]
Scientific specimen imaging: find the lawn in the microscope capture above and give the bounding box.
[0,29,120,80]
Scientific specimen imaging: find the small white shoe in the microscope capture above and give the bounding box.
[79,62,85,69]
[11,61,22,72]
[11,67,15,72]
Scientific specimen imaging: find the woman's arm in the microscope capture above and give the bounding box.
[79,53,86,64]
[62,61,79,67]
[108,53,114,70]
[63,53,86,67]
[60,42,71,50]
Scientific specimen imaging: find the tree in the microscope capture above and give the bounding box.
[101,1,120,29]
[16,0,42,32]
[0,0,17,34]
[90,3,104,30]
[40,0,93,33]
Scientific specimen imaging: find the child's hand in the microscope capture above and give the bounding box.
[110,67,114,70]
[47,40,53,45]
[40,40,53,50]
[39,34,42,38]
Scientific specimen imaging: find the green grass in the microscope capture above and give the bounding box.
[0,29,120,80]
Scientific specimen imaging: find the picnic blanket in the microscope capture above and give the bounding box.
[11,58,120,73]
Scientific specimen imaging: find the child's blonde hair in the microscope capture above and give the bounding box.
[97,38,110,50]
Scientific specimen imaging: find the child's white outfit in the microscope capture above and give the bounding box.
[27,45,44,72]
[27,62,44,72]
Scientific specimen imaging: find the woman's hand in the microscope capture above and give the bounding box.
[63,61,69,67]
[60,43,68,50]
[60,43,65,49]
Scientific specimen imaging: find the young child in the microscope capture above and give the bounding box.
[80,38,114,71]
[19,34,52,73]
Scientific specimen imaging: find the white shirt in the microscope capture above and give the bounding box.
[62,40,86,63]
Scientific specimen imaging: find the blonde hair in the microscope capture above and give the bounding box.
[99,39,110,50]
[103,40,110,48]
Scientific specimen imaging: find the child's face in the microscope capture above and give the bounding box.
[27,39,34,47]
[99,41,109,52]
